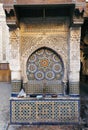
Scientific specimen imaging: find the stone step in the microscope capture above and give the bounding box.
[82,128,88,130]
[8,125,80,130]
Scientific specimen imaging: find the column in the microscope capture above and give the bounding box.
[9,28,21,93]
[0,4,6,62]
[0,25,3,62]
[0,4,10,63]
[69,27,81,96]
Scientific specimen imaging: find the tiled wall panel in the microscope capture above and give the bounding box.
[10,98,80,125]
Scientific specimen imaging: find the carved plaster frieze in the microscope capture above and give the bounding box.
[21,34,68,57]
[20,17,69,33]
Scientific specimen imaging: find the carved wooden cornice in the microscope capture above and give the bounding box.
[0,0,86,27]
[1,0,86,9]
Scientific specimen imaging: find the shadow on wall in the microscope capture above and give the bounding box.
[80,82,88,96]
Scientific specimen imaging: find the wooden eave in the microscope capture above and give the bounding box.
[2,0,85,10]
[1,0,86,27]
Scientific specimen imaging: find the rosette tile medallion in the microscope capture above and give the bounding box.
[27,48,64,81]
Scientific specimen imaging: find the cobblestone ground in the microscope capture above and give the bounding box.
[0,82,11,130]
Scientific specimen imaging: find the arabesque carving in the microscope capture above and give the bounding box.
[20,20,69,82]
[9,28,20,72]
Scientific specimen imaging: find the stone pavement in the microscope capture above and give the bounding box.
[0,82,11,130]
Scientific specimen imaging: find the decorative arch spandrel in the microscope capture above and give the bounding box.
[21,34,68,83]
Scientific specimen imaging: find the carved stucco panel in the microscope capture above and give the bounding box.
[2,24,9,61]
[69,27,81,73]
[21,33,68,82]
[69,27,81,83]
[9,28,21,71]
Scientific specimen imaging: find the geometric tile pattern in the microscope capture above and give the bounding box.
[11,80,21,92]
[10,99,80,124]
[26,48,64,95]
[24,81,63,94]
[27,48,64,81]
[69,82,79,95]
